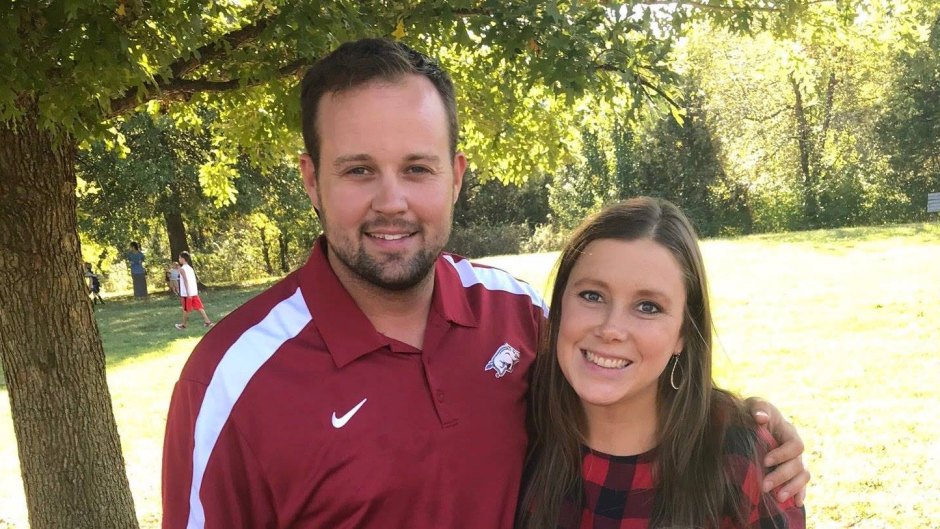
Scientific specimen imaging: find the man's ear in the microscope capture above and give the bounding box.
[299,153,321,213]
[452,152,467,205]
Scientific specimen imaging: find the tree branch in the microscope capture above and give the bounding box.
[108,57,311,117]
[595,63,681,109]
[665,0,778,12]
[636,75,681,109]
[170,15,277,79]
[744,105,791,123]
[108,14,286,116]
[635,0,829,13]
[451,8,490,16]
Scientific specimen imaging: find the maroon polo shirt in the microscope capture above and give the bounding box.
[162,237,547,529]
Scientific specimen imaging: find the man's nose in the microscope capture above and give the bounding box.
[372,174,408,215]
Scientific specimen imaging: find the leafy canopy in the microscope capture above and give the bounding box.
[3,0,839,192]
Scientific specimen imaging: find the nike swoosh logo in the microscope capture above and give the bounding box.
[331,398,368,428]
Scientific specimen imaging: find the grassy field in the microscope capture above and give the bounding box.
[1,223,939,528]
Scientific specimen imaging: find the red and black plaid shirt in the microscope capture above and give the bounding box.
[556,427,806,529]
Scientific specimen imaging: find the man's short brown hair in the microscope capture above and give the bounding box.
[300,38,459,170]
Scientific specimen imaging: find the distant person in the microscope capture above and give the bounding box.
[127,241,148,300]
[167,261,181,296]
[175,251,213,330]
[518,197,806,529]
[84,262,104,306]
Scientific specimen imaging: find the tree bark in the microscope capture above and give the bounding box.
[0,108,140,529]
[163,209,189,263]
[259,228,273,275]
[820,72,837,143]
[790,74,818,226]
[278,231,290,273]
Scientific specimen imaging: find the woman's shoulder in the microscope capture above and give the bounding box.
[721,421,805,529]
[722,422,770,458]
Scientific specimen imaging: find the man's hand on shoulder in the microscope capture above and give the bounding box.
[746,396,810,506]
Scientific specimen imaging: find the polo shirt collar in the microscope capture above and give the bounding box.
[431,253,477,329]
[299,237,477,369]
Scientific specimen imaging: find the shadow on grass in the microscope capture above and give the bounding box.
[97,283,274,368]
[0,281,277,391]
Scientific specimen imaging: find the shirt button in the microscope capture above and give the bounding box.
[436,390,445,402]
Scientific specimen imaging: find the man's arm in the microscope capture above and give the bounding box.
[163,380,200,528]
[746,397,811,506]
[163,379,275,528]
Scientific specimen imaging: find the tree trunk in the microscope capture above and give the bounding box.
[790,74,818,226]
[0,108,140,529]
[278,231,290,273]
[163,209,189,263]
[820,72,837,142]
[259,228,273,275]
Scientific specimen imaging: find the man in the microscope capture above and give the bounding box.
[162,39,808,529]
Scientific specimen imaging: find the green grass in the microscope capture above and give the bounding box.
[2,223,939,528]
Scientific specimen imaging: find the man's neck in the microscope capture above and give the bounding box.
[328,253,436,349]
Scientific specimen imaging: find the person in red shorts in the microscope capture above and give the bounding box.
[518,198,805,529]
[175,251,213,330]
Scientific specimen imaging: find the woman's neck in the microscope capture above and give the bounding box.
[583,390,659,456]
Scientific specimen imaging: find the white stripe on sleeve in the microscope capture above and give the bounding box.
[442,255,549,318]
[187,287,312,529]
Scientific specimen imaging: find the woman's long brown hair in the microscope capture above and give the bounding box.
[518,197,776,529]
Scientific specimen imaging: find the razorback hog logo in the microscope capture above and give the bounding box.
[485,343,521,378]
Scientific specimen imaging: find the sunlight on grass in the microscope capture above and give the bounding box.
[112,338,202,528]
[0,225,937,528]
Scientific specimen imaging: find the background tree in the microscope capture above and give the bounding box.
[231,161,320,274]
[78,111,212,263]
[679,1,903,231]
[878,9,940,219]
[628,84,745,235]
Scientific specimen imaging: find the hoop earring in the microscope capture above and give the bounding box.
[669,354,681,390]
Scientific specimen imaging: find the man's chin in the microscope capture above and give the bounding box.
[350,253,436,292]
[367,266,433,291]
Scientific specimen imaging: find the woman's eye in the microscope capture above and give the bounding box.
[637,301,662,314]
[578,290,603,303]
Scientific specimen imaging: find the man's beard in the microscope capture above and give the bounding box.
[323,213,452,291]
[332,240,440,291]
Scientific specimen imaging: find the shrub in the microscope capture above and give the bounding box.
[521,224,570,254]
[447,223,530,258]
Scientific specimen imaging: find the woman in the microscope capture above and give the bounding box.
[519,197,805,529]
[127,241,147,300]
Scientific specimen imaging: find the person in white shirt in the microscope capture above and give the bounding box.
[167,261,181,296]
[175,251,213,330]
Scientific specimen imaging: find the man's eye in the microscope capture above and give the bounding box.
[578,290,603,303]
[345,166,370,176]
[406,165,432,174]
[637,301,662,314]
